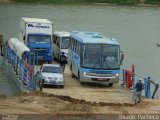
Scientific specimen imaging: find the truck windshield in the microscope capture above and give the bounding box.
[83,44,119,69]
[61,37,70,49]
[28,34,51,43]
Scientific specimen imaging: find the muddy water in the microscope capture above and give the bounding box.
[0,3,160,97]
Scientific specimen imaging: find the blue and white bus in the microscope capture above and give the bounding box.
[68,31,123,86]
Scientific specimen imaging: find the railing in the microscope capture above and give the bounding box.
[4,42,32,92]
[121,64,160,99]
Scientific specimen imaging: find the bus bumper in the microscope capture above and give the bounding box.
[80,74,119,85]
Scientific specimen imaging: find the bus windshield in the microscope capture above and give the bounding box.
[83,44,119,69]
[61,37,70,49]
[28,34,51,43]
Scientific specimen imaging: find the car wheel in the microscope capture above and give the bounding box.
[60,85,64,88]
[80,82,85,86]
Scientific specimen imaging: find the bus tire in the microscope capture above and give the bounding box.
[108,83,113,87]
[78,71,80,80]
[71,64,76,78]
[71,73,76,78]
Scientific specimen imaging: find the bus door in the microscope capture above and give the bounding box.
[72,41,81,77]
[53,36,60,59]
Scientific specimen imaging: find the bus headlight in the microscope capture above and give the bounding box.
[83,72,87,75]
[113,74,119,77]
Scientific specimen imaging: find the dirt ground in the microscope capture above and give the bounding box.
[0,66,160,119]
[0,91,160,114]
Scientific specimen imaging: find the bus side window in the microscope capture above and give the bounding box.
[75,41,78,53]
[69,37,72,49]
[71,38,74,50]
[73,39,75,52]
[78,42,80,54]
[77,42,80,55]
[71,38,73,50]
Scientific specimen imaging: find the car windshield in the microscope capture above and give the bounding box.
[61,37,70,49]
[42,66,62,73]
[28,34,51,43]
[83,44,119,69]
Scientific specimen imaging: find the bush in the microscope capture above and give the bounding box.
[80,0,139,5]
[14,0,160,5]
[145,0,160,5]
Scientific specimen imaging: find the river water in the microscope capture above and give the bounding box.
[0,3,160,96]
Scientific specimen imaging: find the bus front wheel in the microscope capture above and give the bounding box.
[71,73,76,78]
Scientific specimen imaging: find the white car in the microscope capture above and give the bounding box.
[36,64,64,88]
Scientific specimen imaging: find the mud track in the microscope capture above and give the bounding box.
[21,92,133,107]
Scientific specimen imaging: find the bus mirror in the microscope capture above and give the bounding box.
[120,51,124,65]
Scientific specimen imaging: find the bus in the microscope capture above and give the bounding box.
[53,31,70,61]
[68,31,123,86]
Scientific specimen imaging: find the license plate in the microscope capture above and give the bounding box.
[97,78,104,81]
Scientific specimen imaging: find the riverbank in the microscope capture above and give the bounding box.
[0,0,160,6]
[0,57,19,96]
[0,92,160,115]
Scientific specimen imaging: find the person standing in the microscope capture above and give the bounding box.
[59,52,67,72]
[135,78,144,101]
[0,35,4,56]
[120,51,124,65]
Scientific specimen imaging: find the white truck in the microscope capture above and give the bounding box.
[19,17,53,63]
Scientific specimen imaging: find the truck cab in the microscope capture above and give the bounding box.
[19,18,53,63]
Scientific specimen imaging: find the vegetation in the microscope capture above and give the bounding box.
[81,0,140,5]
[145,0,160,5]
[13,0,160,5]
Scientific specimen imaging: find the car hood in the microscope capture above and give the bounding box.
[42,72,63,78]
